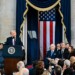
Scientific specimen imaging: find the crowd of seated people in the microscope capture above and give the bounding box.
[13,43,75,75]
[0,33,75,75]
[27,43,75,75]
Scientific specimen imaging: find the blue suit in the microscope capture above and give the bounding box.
[44,50,57,68]
[46,50,57,59]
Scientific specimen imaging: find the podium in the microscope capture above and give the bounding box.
[3,45,24,75]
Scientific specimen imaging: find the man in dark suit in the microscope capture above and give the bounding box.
[61,42,70,59]
[56,43,62,58]
[4,30,25,60]
[5,30,23,46]
[46,44,57,60]
[44,44,57,68]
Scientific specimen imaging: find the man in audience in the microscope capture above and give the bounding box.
[4,30,25,60]
[65,43,70,49]
[44,44,57,69]
[5,30,23,46]
[56,44,62,58]
[61,59,71,74]
[64,59,71,68]
[61,42,69,59]
[46,44,57,60]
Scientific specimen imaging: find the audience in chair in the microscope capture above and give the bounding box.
[15,61,29,75]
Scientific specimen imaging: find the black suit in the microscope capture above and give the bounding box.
[5,37,23,46]
[4,37,25,60]
[63,48,70,59]
[56,49,62,58]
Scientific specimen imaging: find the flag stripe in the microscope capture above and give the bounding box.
[50,21,53,44]
[53,21,55,44]
[46,21,50,51]
[40,21,44,58]
[43,21,46,57]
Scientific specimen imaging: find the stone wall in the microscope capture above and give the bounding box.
[0,0,16,43]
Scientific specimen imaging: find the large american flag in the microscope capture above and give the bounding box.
[38,8,56,59]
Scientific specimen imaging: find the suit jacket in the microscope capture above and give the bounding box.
[56,49,62,58]
[46,50,57,59]
[5,37,23,46]
[63,48,70,59]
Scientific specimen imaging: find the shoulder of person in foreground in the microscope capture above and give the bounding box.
[19,68,29,75]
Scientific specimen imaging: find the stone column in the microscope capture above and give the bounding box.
[0,0,16,43]
[71,0,75,48]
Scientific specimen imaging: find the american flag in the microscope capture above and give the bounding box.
[38,8,56,59]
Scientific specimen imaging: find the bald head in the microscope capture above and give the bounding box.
[50,44,55,50]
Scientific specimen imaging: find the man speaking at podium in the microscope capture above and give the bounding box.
[5,30,23,46]
[4,30,25,60]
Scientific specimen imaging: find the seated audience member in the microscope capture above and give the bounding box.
[29,61,38,75]
[68,46,74,59]
[58,59,64,68]
[54,58,59,66]
[65,43,70,49]
[61,42,69,59]
[5,30,23,46]
[70,48,75,57]
[0,43,4,69]
[15,61,29,75]
[70,56,75,67]
[54,65,62,75]
[61,59,71,74]
[63,68,73,75]
[46,44,57,60]
[35,61,45,75]
[60,42,66,59]
[42,64,52,75]
[56,44,62,58]
[64,59,71,68]
[44,44,57,70]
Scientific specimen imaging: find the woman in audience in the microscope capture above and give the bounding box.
[15,61,29,75]
[42,64,52,75]
[35,61,45,75]
[54,65,62,75]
